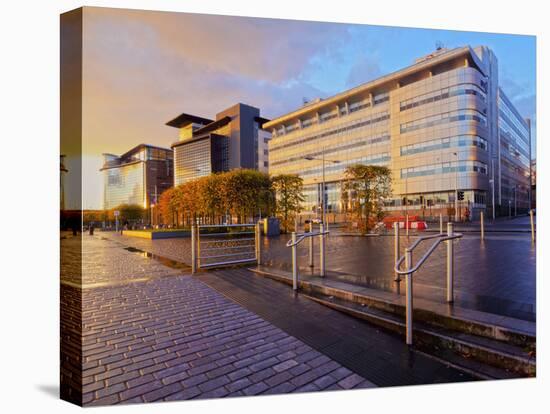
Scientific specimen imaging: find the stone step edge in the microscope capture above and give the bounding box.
[249,266,535,348]
[305,293,535,378]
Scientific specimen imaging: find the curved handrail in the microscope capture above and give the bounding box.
[394,233,462,275]
[286,231,329,247]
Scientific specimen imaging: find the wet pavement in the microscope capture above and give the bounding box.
[61,234,375,406]
[101,228,536,322]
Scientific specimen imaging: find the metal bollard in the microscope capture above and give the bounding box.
[439,213,443,234]
[530,209,535,242]
[255,221,261,265]
[446,222,454,303]
[405,248,413,345]
[291,232,298,291]
[405,214,409,237]
[394,222,400,282]
[191,225,197,274]
[319,223,326,277]
[479,211,485,240]
[308,222,314,268]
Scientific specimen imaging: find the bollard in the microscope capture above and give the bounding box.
[394,222,400,282]
[319,223,326,277]
[405,248,413,345]
[255,221,261,265]
[308,222,314,268]
[479,211,485,240]
[405,214,409,237]
[191,225,197,274]
[439,213,443,234]
[530,209,535,242]
[291,232,298,291]
[446,222,454,303]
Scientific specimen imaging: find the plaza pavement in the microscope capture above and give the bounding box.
[101,224,536,321]
[61,235,375,406]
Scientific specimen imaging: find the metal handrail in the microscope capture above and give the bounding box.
[286,230,329,247]
[198,223,256,228]
[394,222,463,346]
[394,233,462,275]
[286,223,329,290]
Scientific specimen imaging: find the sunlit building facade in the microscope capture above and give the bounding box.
[168,103,270,185]
[265,46,532,220]
[101,144,173,210]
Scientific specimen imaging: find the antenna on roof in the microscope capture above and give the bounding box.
[435,41,445,51]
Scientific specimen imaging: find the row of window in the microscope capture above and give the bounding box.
[270,133,390,167]
[400,160,487,179]
[400,109,487,134]
[274,92,390,137]
[400,134,487,156]
[498,96,529,138]
[270,111,390,153]
[400,83,486,112]
[299,153,390,179]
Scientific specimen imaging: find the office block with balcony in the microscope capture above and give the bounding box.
[167,103,270,186]
[265,46,532,220]
[101,144,173,211]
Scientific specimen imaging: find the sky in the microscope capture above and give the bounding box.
[70,6,536,210]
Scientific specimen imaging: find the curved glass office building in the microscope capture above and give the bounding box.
[265,46,532,220]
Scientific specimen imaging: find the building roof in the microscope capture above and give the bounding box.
[119,143,172,160]
[193,116,231,135]
[166,112,213,128]
[264,46,485,129]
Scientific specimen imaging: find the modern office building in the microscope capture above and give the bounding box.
[100,144,173,211]
[265,46,532,220]
[167,103,270,185]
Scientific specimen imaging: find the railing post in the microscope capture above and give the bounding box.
[405,213,409,237]
[479,211,485,240]
[405,248,413,345]
[255,221,261,265]
[191,225,197,274]
[439,213,443,234]
[394,222,400,282]
[308,222,314,268]
[530,209,535,242]
[319,223,326,277]
[446,222,454,303]
[291,232,298,291]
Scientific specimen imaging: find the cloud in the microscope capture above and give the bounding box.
[346,55,383,88]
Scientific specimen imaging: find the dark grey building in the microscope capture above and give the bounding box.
[167,103,270,185]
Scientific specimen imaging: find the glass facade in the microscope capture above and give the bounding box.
[266,46,532,219]
[174,138,212,185]
[101,144,173,211]
[103,161,146,210]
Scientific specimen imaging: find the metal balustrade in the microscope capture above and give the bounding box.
[286,223,329,291]
[191,223,261,272]
[394,222,463,345]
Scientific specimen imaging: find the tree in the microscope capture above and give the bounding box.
[221,169,272,223]
[271,174,304,233]
[342,164,391,234]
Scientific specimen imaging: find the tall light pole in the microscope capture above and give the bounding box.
[453,152,459,222]
[490,158,495,221]
[514,184,518,217]
[304,148,340,224]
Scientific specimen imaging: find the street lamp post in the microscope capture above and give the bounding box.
[514,185,518,217]
[490,158,495,221]
[453,152,459,222]
[304,148,340,224]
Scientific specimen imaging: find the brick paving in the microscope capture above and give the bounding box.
[61,235,374,406]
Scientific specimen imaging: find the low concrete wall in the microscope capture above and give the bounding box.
[122,230,191,239]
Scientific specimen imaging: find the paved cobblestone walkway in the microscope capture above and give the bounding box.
[61,235,373,406]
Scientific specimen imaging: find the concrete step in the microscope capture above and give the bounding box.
[249,266,536,378]
[304,291,535,379]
